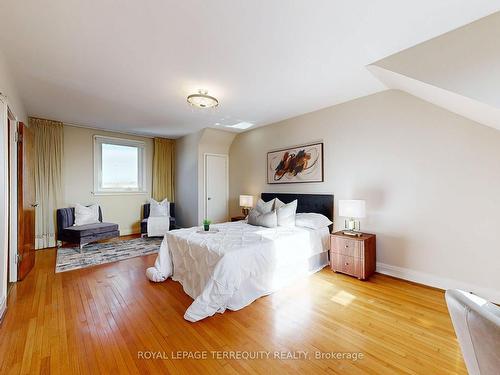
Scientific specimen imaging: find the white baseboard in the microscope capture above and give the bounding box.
[376,262,500,304]
[0,297,6,322]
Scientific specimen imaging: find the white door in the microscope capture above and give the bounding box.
[205,154,228,223]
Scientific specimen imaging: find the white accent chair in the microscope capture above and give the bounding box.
[445,289,500,375]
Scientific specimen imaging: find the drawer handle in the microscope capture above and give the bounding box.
[344,262,349,266]
[345,245,349,248]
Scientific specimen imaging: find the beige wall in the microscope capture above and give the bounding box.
[197,129,236,224]
[375,12,500,108]
[175,130,202,228]
[0,49,26,123]
[175,128,235,228]
[0,49,26,318]
[63,125,153,235]
[229,89,500,302]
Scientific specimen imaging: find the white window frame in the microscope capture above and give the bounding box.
[93,135,147,195]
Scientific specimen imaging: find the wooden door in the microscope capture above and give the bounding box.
[204,154,228,223]
[17,122,36,280]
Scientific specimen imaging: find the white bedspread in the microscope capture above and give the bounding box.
[147,216,170,237]
[146,221,329,322]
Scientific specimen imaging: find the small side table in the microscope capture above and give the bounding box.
[330,231,376,280]
[230,216,246,222]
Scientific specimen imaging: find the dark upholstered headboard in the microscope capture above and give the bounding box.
[261,192,334,226]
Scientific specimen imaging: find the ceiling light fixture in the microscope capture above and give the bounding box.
[187,89,219,109]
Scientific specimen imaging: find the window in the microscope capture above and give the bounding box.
[93,136,146,194]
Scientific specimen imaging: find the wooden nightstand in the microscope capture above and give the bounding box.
[330,231,376,280]
[230,216,246,222]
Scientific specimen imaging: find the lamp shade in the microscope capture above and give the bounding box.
[338,200,366,218]
[239,195,254,208]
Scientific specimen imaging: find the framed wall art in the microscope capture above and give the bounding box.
[267,142,324,184]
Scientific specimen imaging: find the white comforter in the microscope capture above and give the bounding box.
[146,221,329,322]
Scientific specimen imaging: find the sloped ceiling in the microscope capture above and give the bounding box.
[0,1,499,137]
[370,11,500,130]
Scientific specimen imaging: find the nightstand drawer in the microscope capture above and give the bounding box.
[331,236,362,258]
[330,253,360,277]
[330,231,376,280]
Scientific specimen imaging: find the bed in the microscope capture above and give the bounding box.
[146,193,334,322]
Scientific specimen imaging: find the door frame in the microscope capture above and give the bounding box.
[8,114,18,282]
[203,153,229,222]
[0,95,11,319]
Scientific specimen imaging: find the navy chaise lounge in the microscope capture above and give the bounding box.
[57,206,120,251]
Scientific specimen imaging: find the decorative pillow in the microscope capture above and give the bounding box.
[295,213,333,229]
[274,198,285,210]
[74,204,100,226]
[254,198,275,214]
[276,199,297,227]
[248,210,278,228]
[149,198,170,217]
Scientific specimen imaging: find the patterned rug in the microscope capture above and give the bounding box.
[55,237,162,273]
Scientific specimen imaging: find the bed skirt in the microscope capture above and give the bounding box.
[215,250,330,320]
[308,250,329,273]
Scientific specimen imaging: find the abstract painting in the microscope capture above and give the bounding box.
[267,142,324,184]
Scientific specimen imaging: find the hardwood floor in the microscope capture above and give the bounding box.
[0,247,466,374]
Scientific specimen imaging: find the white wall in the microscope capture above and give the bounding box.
[229,89,500,302]
[0,49,26,320]
[175,128,235,227]
[63,125,153,235]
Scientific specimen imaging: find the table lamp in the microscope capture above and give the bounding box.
[338,199,366,236]
[239,195,254,216]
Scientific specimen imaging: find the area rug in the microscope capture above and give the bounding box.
[55,237,162,273]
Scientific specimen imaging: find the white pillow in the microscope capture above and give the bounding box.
[254,198,275,214]
[295,213,332,229]
[276,199,297,227]
[149,198,170,217]
[248,210,278,228]
[74,204,100,226]
[274,198,285,210]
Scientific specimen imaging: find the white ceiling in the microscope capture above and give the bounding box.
[0,1,499,138]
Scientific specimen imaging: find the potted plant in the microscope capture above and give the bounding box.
[203,219,211,231]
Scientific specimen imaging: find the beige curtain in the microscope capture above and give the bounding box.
[152,137,175,202]
[30,117,63,249]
